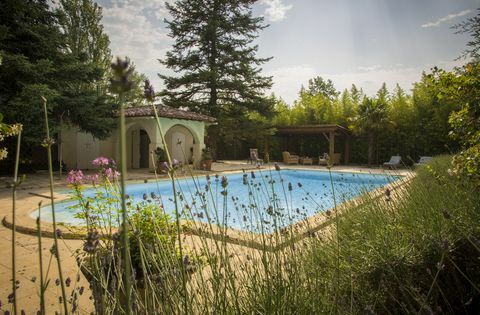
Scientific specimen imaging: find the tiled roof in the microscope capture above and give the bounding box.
[122,105,216,123]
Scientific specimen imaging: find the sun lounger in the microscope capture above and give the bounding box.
[414,156,432,167]
[383,155,402,169]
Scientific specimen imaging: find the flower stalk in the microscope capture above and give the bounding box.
[144,79,189,313]
[11,127,22,315]
[110,57,134,314]
[41,96,68,315]
[36,203,46,315]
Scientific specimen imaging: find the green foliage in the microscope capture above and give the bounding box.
[453,8,480,61]
[154,146,167,162]
[0,113,21,160]
[129,203,178,273]
[270,70,466,165]
[305,76,339,100]
[448,63,480,185]
[0,0,116,154]
[58,0,112,86]
[349,95,389,165]
[201,147,213,160]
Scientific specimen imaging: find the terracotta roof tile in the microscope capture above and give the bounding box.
[122,105,216,123]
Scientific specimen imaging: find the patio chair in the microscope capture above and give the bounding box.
[319,153,341,166]
[383,156,402,169]
[249,148,263,165]
[282,151,299,164]
[319,153,329,165]
[414,156,432,167]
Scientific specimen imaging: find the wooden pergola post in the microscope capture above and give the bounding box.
[329,131,335,158]
[344,135,350,164]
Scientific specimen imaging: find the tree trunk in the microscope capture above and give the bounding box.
[367,132,374,166]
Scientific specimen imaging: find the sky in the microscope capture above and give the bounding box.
[97,0,480,104]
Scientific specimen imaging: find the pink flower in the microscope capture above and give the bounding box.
[92,156,110,167]
[162,161,169,171]
[104,167,120,180]
[67,170,84,185]
[85,174,99,184]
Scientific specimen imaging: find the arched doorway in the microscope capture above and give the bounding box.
[127,126,151,169]
[165,125,196,164]
[139,129,150,168]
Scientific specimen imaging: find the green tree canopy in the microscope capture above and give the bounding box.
[349,96,389,165]
[304,76,339,101]
[161,0,273,117]
[0,0,116,152]
[160,0,274,156]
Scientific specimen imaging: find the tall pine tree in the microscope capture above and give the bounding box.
[160,0,274,156]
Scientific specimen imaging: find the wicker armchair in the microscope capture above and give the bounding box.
[282,151,299,164]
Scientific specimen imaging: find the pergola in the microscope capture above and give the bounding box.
[275,124,352,164]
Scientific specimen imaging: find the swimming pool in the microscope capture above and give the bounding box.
[32,169,397,233]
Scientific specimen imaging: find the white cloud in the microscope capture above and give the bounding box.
[357,64,382,72]
[421,9,471,28]
[260,0,293,22]
[266,64,317,103]
[101,2,173,89]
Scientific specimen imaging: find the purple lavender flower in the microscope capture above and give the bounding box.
[143,80,156,102]
[104,167,120,180]
[67,170,84,185]
[221,176,228,188]
[83,230,100,253]
[162,161,169,171]
[85,174,99,184]
[92,156,110,167]
[110,57,134,94]
[172,159,179,168]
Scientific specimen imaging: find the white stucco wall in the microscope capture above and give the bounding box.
[61,116,208,171]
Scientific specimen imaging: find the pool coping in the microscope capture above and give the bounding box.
[2,167,413,249]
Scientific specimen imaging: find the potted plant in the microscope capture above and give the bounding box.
[202,147,213,171]
[154,147,167,173]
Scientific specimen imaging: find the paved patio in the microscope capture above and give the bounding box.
[0,161,411,313]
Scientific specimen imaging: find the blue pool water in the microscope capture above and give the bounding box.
[32,170,398,233]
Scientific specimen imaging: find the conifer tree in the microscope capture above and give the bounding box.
[160,0,274,154]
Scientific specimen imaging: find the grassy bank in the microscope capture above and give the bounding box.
[238,156,480,314]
